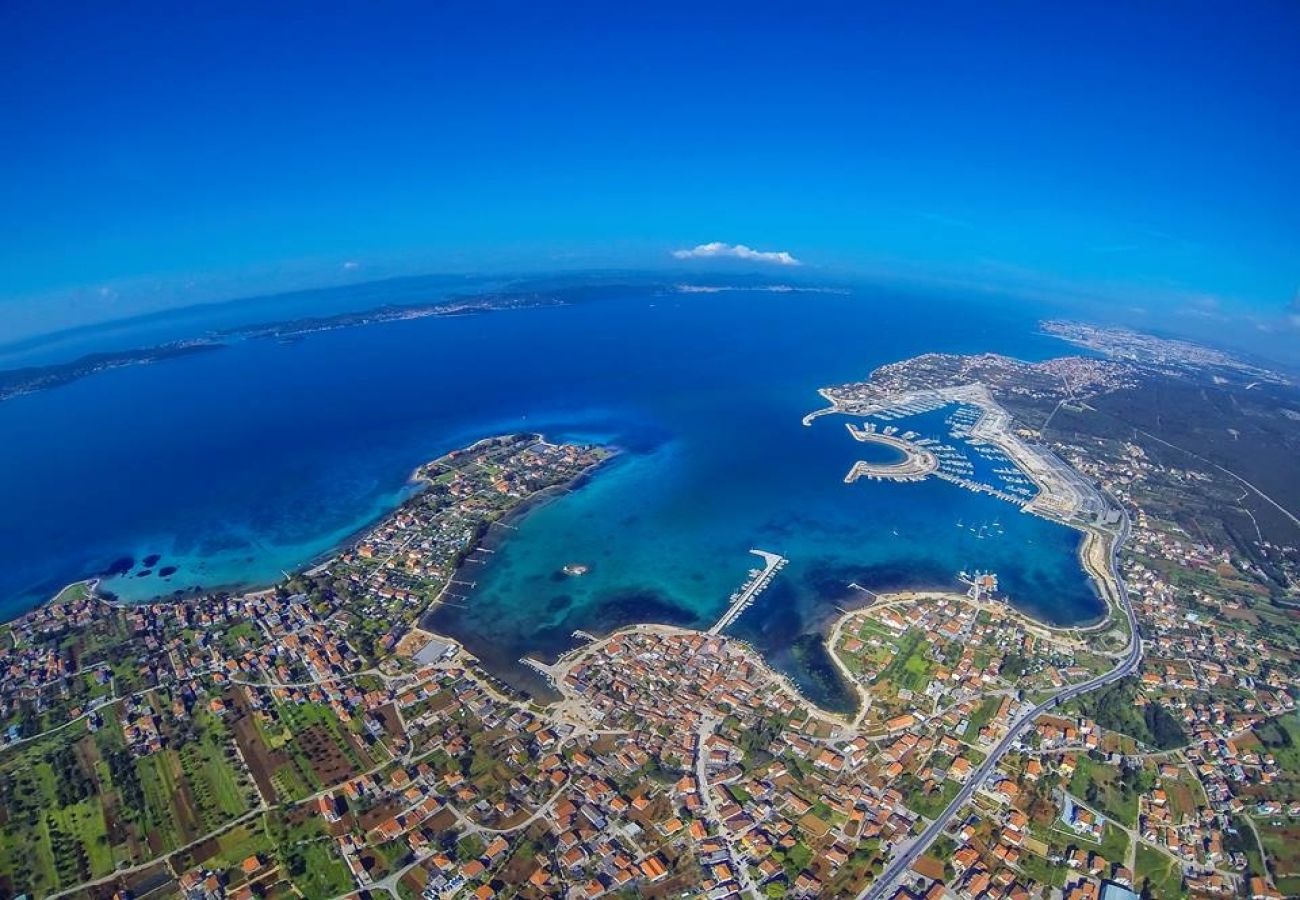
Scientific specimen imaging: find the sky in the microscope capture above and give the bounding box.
[2,1,1298,357]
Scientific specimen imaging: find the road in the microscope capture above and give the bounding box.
[1134,427,1300,531]
[694,715,761,899]
[859,507,1140,900]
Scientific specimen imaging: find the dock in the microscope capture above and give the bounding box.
[709,549,788,635]
[520,656,559,690]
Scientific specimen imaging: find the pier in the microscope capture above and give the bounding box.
[709,549,788,635]
[933,470,1029,507]
[519,656,559,691]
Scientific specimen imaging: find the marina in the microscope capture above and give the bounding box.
[807,382,1108,524]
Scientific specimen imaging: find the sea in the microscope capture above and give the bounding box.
[0,280,1102,710]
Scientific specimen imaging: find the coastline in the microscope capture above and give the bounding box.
[27,434,617,625]
[415,444,621,629]
[22,370,1120,715]
[789,375,1137,741]
[806,379,1112,626]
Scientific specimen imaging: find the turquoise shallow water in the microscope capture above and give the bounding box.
[428,403,1097,707]
[0,284,1100,707]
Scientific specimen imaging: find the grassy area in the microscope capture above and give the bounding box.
[178,710,256,827]
[136,749,187,848]
[963,696,1001,742]
[874,629,934,694]
[1253,713,1300,775]
[902,776,959,820]
[1135,843,1184,899]
[47,797,114,875]
[1098,822,1130,865]
[1068,755,1139,827]
[171,817,276,885]
[270,763,313,802]
[291,837,356,897]
[215,820,274,866]
[271,813,356,899]
[52,581,91,604]
[0,724,122,895]
[1017,846,1069,888]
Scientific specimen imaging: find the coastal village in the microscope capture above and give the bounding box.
[1,344,1299,900]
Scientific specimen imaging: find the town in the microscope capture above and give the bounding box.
[2,347,1299,900]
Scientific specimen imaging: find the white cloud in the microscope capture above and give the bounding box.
[672,242,801,266]
[342,260,360,270]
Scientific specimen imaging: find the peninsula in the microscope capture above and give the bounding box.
[1,340,1298,900]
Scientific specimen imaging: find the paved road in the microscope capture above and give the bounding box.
[694,715,761,899]
[859,508,1140,900]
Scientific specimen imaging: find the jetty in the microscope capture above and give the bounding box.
[709,549,788,635]
[842,423,939,483]
[519,656,559,691]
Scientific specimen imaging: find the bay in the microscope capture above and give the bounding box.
[0,283,1102,708]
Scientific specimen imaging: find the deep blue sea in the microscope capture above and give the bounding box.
[0,284,1101,708]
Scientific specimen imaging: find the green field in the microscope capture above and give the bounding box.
[874,629,934,694]
[1135,843,1184,899]
[963,696,1001,742]
[1067,755,1139,827]
[1253,713,1300,775]
[1017,846,1069,888]
[181,710,257,822]
[0,722,119,895]
[136,749,189,845]
[270,811,356,899]
[901,775,959,820]
[1098,822,1130,865]
[52,581,92,604]
[0,695,261,897]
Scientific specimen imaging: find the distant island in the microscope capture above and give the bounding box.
[0,341,224,402]
[0,274,856,403]
[0,282,653,402]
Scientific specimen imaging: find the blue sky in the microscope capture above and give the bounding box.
[2,1,1298,354]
